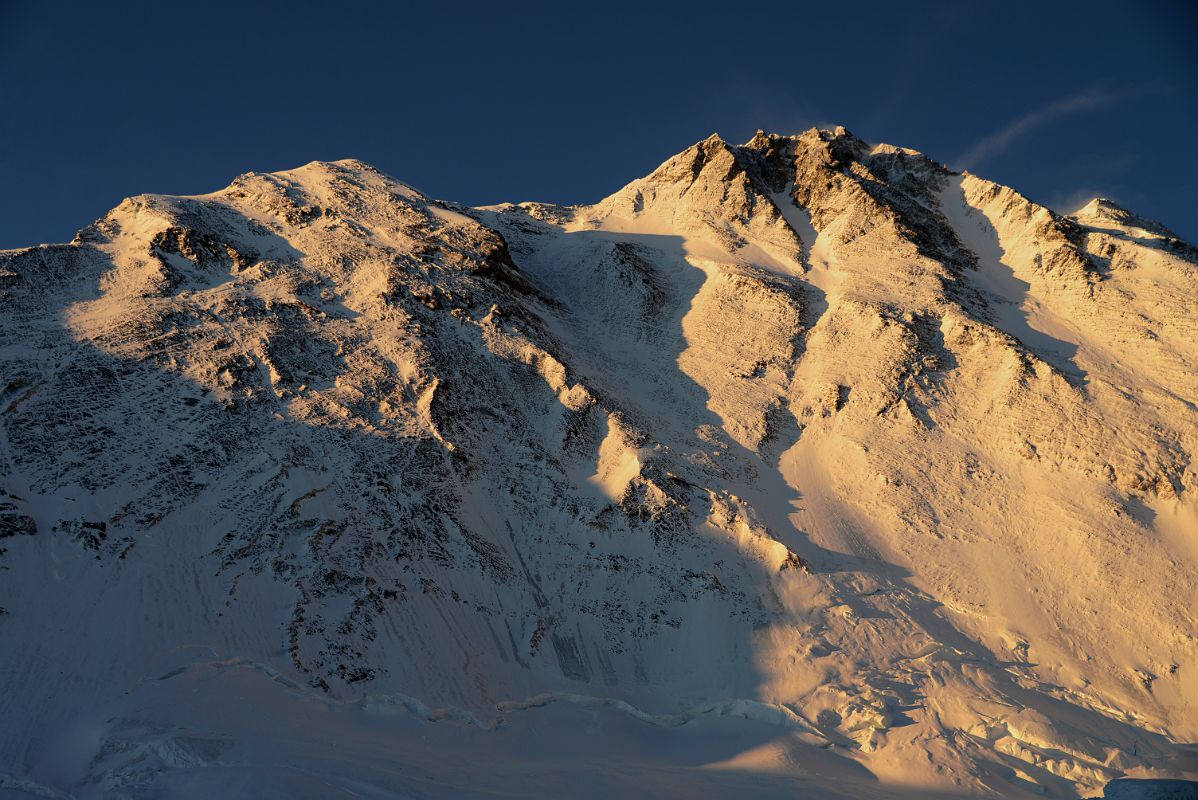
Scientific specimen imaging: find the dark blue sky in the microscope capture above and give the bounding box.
[2,1,1195,247]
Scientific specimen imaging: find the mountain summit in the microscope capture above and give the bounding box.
[2,129,1196,799]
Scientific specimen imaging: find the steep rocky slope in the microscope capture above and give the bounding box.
[1,129,1195,798]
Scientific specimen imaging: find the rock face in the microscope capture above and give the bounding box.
[1,130,1196,798]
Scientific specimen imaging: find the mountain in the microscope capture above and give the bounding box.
[1,128,1196,799]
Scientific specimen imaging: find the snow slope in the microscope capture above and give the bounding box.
[1,129,1196,798]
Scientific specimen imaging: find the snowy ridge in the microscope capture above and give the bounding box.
[1,131,1196,798]
[364,689,819,733]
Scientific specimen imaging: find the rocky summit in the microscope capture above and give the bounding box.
[1,128,1196,799]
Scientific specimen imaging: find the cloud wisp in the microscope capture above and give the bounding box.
[957,86,1149,170]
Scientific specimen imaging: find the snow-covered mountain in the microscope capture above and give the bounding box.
[1,128,1196,799]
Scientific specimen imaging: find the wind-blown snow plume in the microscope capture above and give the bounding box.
[957,86,1160,168]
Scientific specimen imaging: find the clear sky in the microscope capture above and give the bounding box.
[2,0,1195,247]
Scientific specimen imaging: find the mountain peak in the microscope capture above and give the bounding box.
[1072,196,1179,238]
[2,130,1196,800]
